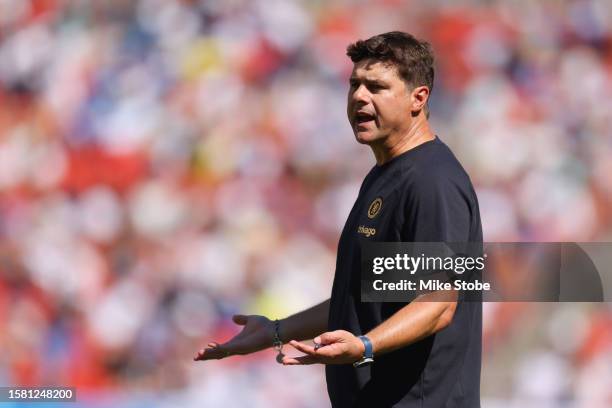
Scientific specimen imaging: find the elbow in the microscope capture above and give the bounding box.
[436,302,457,331]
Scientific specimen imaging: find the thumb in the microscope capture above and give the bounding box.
[316,331,343,345]
[232,314,249,325]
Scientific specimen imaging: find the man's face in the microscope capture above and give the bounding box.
[347,59,414,145]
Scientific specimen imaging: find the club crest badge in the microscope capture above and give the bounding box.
[367,197,383,219]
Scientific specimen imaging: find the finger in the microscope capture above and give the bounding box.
[195,346,208,360]
[281,354,321,365]
[194,346,229,361]
[318,331,344,345]
[313,342,347,358]
[314,333,336,346]
[196,337,246,360]
[288,340,317,356]
[232,314,248,325]
[195,340,239,360]
[217,337,250,355]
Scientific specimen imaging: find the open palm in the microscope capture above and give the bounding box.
[194,314,274,361]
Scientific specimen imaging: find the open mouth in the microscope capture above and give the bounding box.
[354,112,376,128]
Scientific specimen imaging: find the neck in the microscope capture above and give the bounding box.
[371,117,435,166]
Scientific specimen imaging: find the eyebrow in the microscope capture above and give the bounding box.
[349,77,388,86]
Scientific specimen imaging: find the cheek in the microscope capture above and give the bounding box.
[373,98,402,122]
[386,97,410,119]
[347,95,355,115]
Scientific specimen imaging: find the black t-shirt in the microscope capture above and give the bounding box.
[326,136,483,408]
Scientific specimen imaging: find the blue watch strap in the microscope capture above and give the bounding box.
[358,335,373,359]
[353,335,374,367]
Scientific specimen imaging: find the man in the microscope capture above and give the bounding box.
[195,31,483,408]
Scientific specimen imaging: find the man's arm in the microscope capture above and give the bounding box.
[195,299,329,361]
[280,298,330,342]
[282,292,457,365]
[366,290,457,356]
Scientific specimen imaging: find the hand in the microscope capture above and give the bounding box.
[281,330,365,365]
[194,315,275,361]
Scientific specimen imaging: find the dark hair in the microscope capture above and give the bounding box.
[346,31,435,94]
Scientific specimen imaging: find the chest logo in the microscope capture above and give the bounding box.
[358,225,376,237]
[367,197,383,219]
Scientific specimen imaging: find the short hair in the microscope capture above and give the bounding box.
[346,31,435,94]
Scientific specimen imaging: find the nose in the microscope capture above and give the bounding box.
[351,84,370,104]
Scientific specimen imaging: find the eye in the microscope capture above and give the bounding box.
[349,79,359,88]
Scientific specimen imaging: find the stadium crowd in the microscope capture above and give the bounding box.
[0,0,611,406]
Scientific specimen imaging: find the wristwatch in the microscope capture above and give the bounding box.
[353,335,374,367]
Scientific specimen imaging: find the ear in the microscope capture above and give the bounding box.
[411,86,430,113]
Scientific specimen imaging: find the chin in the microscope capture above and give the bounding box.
[354,131,378,145]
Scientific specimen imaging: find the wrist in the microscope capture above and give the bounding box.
[357,335,366,355]
[366,334,377,355]
[272,319,283,349]
[353,335,374,367]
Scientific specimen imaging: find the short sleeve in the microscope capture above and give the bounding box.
[401,171,473,243]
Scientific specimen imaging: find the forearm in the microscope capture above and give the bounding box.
[366,290,457,356]
[280,299,330,342]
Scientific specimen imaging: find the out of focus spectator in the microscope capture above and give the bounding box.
[1,0,611,406]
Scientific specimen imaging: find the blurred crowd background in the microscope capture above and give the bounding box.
[0,0,611,407]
